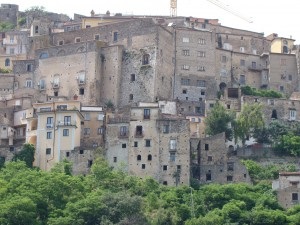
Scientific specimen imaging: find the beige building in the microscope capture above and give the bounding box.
[273,172,300,209]
[32,100,83,171]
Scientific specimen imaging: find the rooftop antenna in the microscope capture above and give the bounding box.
[170,0,177,17]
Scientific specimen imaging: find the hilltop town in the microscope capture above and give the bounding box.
[0,3,300,209]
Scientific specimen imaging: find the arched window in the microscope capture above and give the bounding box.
[5,58,10,66]
[137,155,141,161]
[283,46,288,54]
[148,154,152,161]
[271,109,277,119]
[39,52,49,59]
[35,25,39,34]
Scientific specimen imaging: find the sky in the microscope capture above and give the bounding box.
[7,0,300,44]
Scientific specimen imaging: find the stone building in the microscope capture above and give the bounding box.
[0,4,19,26]
[191,132,251,184]
[272,172,300,209]
[105,102,190,186]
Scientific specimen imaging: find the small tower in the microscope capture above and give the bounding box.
[170,0,177,17]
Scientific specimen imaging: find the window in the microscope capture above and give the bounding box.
[136,126,143,137]
[26,64,33,72]
[292,193,298,201]
[84,113,90,120]
[241,36,244,40]
[53,77,59,88]
[205,143,209,150]
[26,80,32,88]
[268,99,274,105]
[288,75,293,81]
[290,109,296,121]
[131,74,135,81]
[63,129,69,136]
[94,34,100,40]
[58,40,64,46]
[134,141,138,147]
[227,162,234,171]
[201,90,205,96]
[208,156,212,161]
[47,117,53,127]
[142,164,146,169]
[182,37,189,43]
[46,148,51,155]
[170,139,177,150]
[5,58,10,66]
[240,59,245,66]
[227,176,233,181]
[122,143,126,148]
[181,65,190,70]
[66,152,70,157]
[221,55,227,63]
[129,94,133,101]
[83,128,90,135]
[197,66,205,71]
[206,173,211,181]
[78,73,85,84]
[148,154,152,161]
[88,160,93,168]
[271,109,277,119]
[9,36,14,43]
[137,155,141,161]
[182,50,190,56]
[182,89,187,94]
[240,75,245,85]
[144,109,150,119]
[113,157,117,162]
[9,48,15,54]
[252,61,257,69]
[197,51,206,57]
[98,127,104,135]
[198,38,205,44]
[177,165,181,171]
[197,80,206,87]
[40,52,49,59]
[163,181,168,185]
[39,80,45,90]
[47,132,52,139]
[145,139,151,147]
[113,31,118,41]
[163,165,168,171]
[170,152,176,161]
[280,86,284,92]
[181,78,190,85]
[86,25,91,28]
[120,126,128,137]
[64,116,71,125]
[75,37,81,43]
[79,88,84,95]
[163,125,169,133]
[35,25,39,34]
[142,54,150,65]
[240,47,245,53]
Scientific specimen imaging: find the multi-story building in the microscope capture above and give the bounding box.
[0,4,19,26]
[272,172,300,209]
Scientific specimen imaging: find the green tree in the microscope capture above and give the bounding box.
[12,143,35,168]
[205,101,235,140]
[274,134,300,156]
[0,22,15,32]
[235,103,264,144]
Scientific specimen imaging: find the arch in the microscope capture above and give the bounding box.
[57,49,66,56]
[148,154,152,161]
[39,52,49,59]
[271,109,277,119]
[283,46,288,54]
[137,155,141,161]
[219,82,227,91]
[76,46,85,53]
[5,58,10,66]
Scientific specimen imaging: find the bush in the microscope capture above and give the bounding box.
[241,86,282,98]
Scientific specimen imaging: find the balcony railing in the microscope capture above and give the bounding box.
[57,121,77,127]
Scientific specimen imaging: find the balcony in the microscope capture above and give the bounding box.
[56,121,77,127]
[135,131,144,138]
[46,123,54,129]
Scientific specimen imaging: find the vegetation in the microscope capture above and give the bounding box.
[12,143,35,168]
[0,68,12,73]
[241,86,283,98]
[205,101,235,140]
[0,159,299,224]
[0,22,15,32]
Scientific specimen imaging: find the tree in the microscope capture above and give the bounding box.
[235,103,264,145]
[205,101,235,140]
[12,143,35,168]
[0,22,15,32]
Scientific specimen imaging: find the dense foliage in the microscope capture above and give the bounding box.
[0,159,299,225]
[241,86,283,98]
[0,22,15,32]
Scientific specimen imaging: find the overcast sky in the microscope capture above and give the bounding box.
[8,0,300,44]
